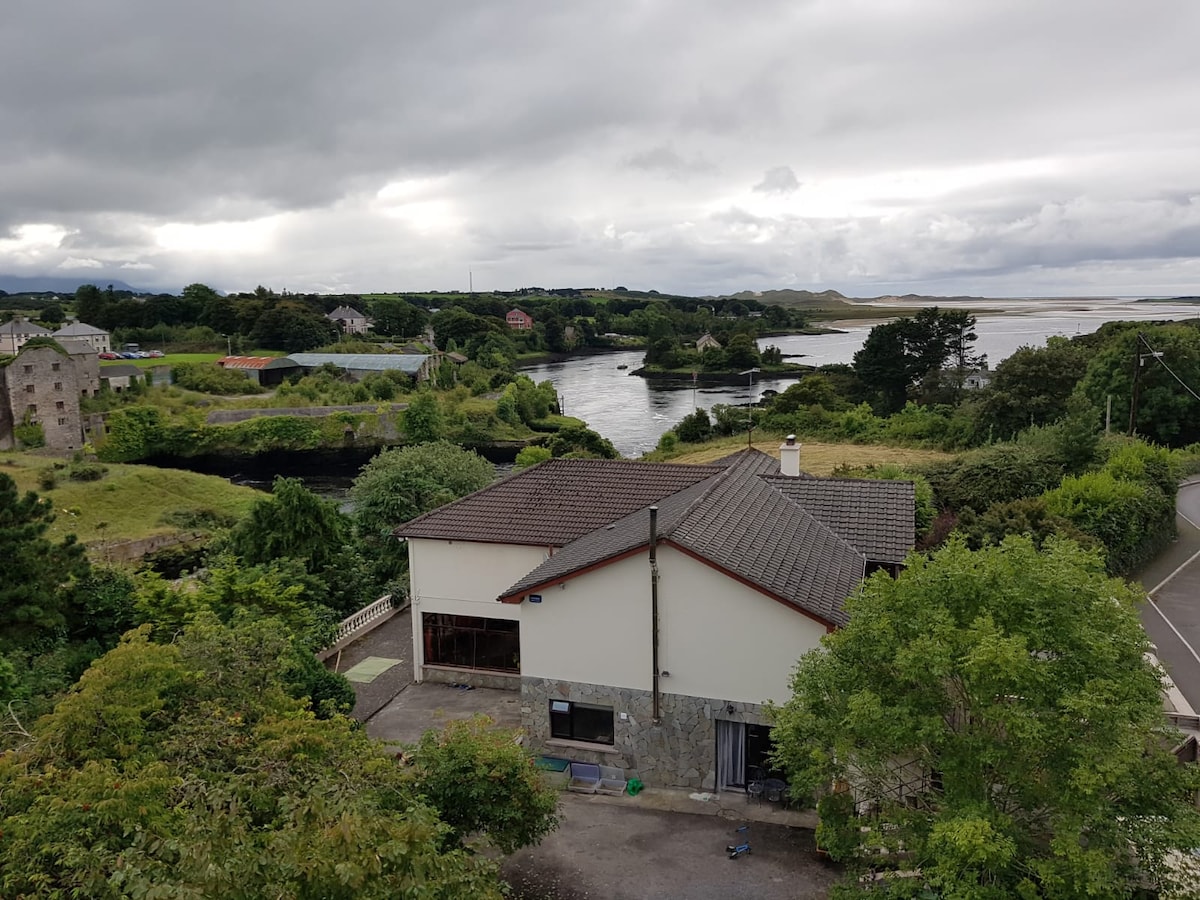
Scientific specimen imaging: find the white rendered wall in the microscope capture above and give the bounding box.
[518,552,653,691]
[657,545,829,706]
[408,538,547,679]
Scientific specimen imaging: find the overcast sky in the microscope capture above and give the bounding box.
[3,1,1198,298]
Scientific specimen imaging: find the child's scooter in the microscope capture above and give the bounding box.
[726,824,751,859]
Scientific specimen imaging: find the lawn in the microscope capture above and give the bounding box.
[666,436,952,474]
[0,452,259,547]
[100,352,225,369]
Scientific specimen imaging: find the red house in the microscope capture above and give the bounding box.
[506,308,534,330]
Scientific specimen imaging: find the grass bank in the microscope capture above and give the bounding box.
[0,452,258,546]
[655,435,952,474]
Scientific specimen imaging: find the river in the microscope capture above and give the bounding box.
[522,299,1200,458]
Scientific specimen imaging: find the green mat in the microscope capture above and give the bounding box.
[342,656,402,683]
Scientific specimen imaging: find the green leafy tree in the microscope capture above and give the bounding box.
[976,338,1089,439]
[0,474,89,648]
[227,476,349,575]
[0,620,506,898]
[72,283,105,324]
[248,301,338,352]
[352,441,494,537]
[370,296,429,337]
[38,303,65,326]
[414,716,559,854]
[404,388,445,442]
[674,408,713,443]
[771,536,1200,898]
[1076,323,1200,446]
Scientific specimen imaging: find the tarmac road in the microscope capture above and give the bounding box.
[1136,480,1200,715]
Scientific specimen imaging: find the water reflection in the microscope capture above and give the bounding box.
[524,301,1200,458]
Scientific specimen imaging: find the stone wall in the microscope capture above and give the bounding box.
[520,676,768,791]
[0,346,85,452]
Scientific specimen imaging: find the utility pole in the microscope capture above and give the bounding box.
[1128,331,1163,436]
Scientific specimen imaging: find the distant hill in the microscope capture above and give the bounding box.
[0,275,141,295]
[724,289,1001,309]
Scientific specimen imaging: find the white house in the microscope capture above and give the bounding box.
[0,317,52,355]
[52,320,111,354]
[326,305,372,334]
[400,441,915,791]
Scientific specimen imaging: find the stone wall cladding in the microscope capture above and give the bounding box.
[520,677,768,791]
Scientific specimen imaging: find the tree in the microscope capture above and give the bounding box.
[0,619,506,898]
[771,536,1200,898]
[674,408,713,443]
[351,442,494,579]
[38,303,64,326]
[72,283,105,324]
[371,296,429,337]
[414,716,559,854]
[404,388,444,442]
[976,338,1090,439]
[0,474,89,648]
[248,301,338,352]
[227,476,349,575]
[1076,324,1200,446]
[853,308,982,414]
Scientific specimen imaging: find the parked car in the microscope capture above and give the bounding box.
[98,352,118,359]
[148,350,165,358]
[120,352,139,359]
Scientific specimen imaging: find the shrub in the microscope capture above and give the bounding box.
[674,408,713,444]
[172,362,265,396]
[922,443,1065,514]
[37,468,58,491]
[514,446,552,470]
[66,462,108,482]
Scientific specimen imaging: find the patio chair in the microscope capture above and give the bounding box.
[746,766,765,804]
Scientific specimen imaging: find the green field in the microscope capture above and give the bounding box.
[662,436,952,474]
[0,452,259,548]
[100,353,223,369]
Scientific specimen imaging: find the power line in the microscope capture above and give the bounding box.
[1138,333,1200,403]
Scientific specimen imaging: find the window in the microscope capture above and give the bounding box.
[550,701,614,745]
[26,404,37,415]
[22,365,32,374]
[54,382,63,391]
[24,384,34,393]
[57,417,67,426]
[55,401,64,410]
[51,362,61,372]
[422,613,519,673]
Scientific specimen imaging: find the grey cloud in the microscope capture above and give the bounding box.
[753,166,800,195]
[2,0,1200,296]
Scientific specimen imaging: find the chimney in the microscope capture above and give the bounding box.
[779,434,801,477]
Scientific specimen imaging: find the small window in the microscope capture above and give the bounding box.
[51,362,61,372]
[57,417,67,426]
[549,701,614,745]
[24,383,35,393]
[54,382,63,391]
[55,401,64,410]
[27,404,37,415]
[22,365,32,374]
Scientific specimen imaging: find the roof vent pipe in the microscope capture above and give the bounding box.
[779,434,802,477]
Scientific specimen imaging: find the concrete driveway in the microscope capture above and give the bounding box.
[365,681,522,746]
[502,793,839,900]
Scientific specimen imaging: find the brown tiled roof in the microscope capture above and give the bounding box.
[762,476,916,564]
[493,451,915,626]
[399,458,724,546]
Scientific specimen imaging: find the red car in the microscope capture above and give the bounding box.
[98,352,119,359]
